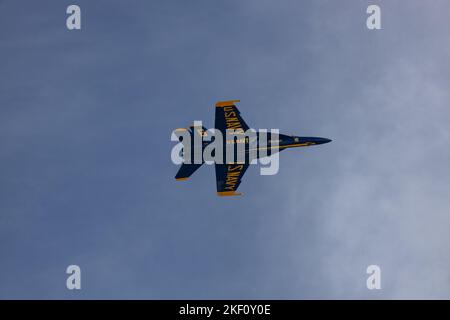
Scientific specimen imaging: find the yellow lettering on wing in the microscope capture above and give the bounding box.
[225,111,236,118]
[226,117,239,123]
[227,122,241,129]
[224,164,244,190]
[223,107,243,131]
[229,164,243,172]
[227,171,240,178]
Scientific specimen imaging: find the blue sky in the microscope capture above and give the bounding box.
[1,0,450,299]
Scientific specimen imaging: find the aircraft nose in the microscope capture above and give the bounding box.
[306,137,331,145]
[318,138,332,144]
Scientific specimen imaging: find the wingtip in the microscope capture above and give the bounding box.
[176,177,189,181]
[217,191,242,196]
[215,100,240,107]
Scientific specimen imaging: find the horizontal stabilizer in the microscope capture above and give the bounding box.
[175,163,203,180]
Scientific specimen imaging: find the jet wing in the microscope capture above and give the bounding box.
[175,163,203,180]
[215,163,249,196]
[215,100,250,134]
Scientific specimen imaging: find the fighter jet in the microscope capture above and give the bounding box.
[174,100,331,196]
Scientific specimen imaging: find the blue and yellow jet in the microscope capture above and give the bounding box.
[174,100,331,196]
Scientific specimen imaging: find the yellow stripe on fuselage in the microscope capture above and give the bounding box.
[248,142,314,152]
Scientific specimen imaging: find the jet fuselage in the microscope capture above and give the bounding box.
[199,133,331,163]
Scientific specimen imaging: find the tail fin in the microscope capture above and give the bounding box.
[175,163,203,181]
